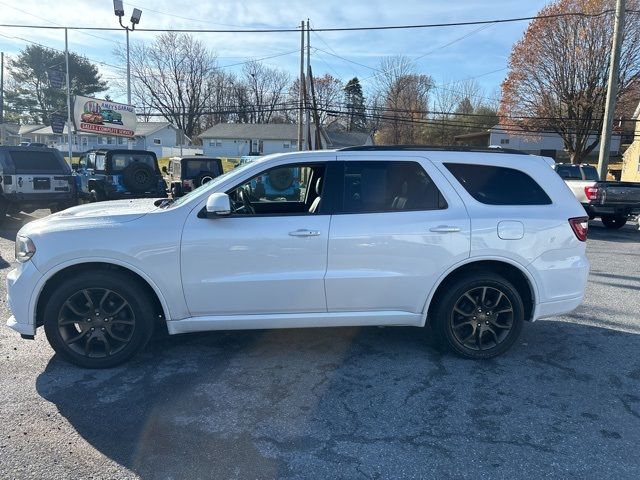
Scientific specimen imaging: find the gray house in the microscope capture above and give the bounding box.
[22,121,193,157]
[200,123,373,157]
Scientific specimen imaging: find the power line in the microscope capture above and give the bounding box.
[0,9,638,33]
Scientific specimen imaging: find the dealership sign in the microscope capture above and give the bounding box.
[73,95,137,138]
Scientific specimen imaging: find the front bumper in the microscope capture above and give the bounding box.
[6,261,42,337]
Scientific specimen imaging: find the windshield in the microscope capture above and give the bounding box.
[171,159,259,207]
[111,153,157,171]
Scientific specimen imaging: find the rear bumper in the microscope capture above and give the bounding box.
[3,191,75,206]
[583,203,640,217]
[533,294,584,321]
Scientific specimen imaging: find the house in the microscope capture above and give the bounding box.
[621,102,640,182]
[199,123,373,157]
[21,121,196,157]
[454,125,621,161]
[0,123,20,145]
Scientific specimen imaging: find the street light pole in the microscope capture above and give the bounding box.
[65,28,73,163]
[126,27,131,105]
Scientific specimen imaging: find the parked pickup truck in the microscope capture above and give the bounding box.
[554,163,640,229]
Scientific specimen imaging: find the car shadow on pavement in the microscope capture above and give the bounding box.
[0,212,42,241]
[588,222,638,243]
[35,319,640,479]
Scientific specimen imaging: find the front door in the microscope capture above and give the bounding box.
[180,161,331,317]
[325,157,471,314]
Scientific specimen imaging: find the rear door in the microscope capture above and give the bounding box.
[9,149,72,195]
[325,155,471,314]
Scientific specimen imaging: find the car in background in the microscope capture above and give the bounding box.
[0,146,75,219]
[163,156,224,197]
[250,166,301,201]
[80,112,103,125]
[75,149,167,202]
[8,146,589,368]
[100,109,123,125]
[554,163,640,228]
[19,142,47,148]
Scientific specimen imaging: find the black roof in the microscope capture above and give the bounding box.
[338,145,530,155]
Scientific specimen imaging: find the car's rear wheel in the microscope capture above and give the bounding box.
[43,270,155,368]
[601,215,627,229]
[432,273,524,359]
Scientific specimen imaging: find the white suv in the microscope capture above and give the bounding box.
[8,147,590,368]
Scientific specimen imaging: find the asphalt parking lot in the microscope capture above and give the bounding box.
[1,211,639,480]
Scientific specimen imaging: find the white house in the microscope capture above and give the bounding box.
[455,125,621,161]
[200,123,373,157]
[19,121,198,157]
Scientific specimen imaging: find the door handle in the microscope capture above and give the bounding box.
[429,225,461,233]
[289,229,321,237]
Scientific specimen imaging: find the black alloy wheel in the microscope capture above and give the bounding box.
[44,270,154,368]
[432,272,524,359]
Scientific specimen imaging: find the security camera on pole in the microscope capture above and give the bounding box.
[113,0,141,150]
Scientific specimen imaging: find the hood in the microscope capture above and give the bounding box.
[18,198,160,236]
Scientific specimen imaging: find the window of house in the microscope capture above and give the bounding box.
[97,136,106,145]
[445,163,552,205]
[500,138,510,145]
[117,137,125,145]
[283,141,291,149]
[107,137,115,145]
[81,137,88,147]
[153,138,162,145]
[339,161,446,214]
[209,139,222,147]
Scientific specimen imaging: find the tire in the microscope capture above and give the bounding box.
[601,215,627,229]
[268,168,294,191]
[432,272,525,359]
[43,270,155,368]
[195,172,216,187]
[122,162,156,193]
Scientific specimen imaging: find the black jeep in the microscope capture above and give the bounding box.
[75,149,167,202]
[163,156,223,197]
[0,146,76,219]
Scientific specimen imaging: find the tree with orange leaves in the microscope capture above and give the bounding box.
[500,0,640,163]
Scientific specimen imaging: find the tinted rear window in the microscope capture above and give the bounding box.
[185,160,221,178]
[555,165,582,180]
[111,153,156,171]
[582,165,599,181]
[9,150,66,173]
[445,163,552,205]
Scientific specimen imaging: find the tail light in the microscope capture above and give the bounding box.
[584,186,599,201]
[569,217,589,242]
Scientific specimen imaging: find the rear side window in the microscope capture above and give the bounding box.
[582,165,599,181]
[185,160,222,178]
[340,161,446,213]
[111,153,156,171]
[445,163,552,205]
[9,150,66,173]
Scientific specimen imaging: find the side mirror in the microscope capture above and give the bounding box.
[162,166,168,174]
[205,193,231,218]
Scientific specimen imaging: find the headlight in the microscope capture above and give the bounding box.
[15,236,36,263]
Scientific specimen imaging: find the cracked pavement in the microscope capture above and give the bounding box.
[1,211,640,479]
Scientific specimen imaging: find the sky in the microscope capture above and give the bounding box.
[0,0,552,105]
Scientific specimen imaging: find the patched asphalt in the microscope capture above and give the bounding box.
[1,211,639,479]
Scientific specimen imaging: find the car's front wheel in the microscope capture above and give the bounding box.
[43,270,155,368]
[432,273,524,359]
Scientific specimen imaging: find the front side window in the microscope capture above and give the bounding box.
[95,154,106,171]
[340,161,446,214]
[445,163,552,205]
[227,163,326,216]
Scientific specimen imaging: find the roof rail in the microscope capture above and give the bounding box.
[337,145,530,155]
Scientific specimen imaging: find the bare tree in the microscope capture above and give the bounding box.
[242,60,290,123]
[125,32,218,138]
[288,73,343,125]
[500,0,640,163]
[373,56,433,144]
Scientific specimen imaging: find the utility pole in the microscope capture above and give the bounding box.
[597,0,625,180]
[305,19,311,150]
[297,21,304,151]
[65,29,73,163]
[0,52,4,126]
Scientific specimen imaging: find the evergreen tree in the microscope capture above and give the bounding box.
[344,77,367,132]
[6,45,107,124]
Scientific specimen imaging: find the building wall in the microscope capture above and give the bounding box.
[621,121,640,182]
[489,129,621,158]
[202,138,298,157]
